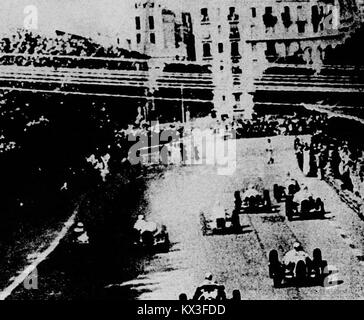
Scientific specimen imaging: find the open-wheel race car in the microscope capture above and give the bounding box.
[133,215,170,252]
[285,187,326,221]
[273,177,300,203]
[236,186,275,214]
[179,273,241,301]
[268,245,328,287]
[200,206,241,236]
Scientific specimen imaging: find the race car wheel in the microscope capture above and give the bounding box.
[231,289,241,301]
[179,293,188,300]
[296,260,307,282]
[273,184,279,201]
[141,230,154,248]
[312,248,322,263]
[273,275,282,288]
[269,250,279,264]
[285,205,293,221]
[263,189,271,208]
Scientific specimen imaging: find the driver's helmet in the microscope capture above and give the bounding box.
[205,272,213,281]
[293,242,302,251]
[74,222,84,234]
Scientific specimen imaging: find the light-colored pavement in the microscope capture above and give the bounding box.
[122,135,364,300]
[7,135,364,300]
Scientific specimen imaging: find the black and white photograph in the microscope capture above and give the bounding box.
[0,0,364,306]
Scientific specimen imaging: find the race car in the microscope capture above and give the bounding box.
[133,215,170,251]
[179,273,241,301]
[200,207,241,236]
[238,186,274,214]
[71,221,90,246]
[285,187,325,221]
[268,245,328,287]
[273,179,300,202]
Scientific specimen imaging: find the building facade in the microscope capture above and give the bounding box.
[132,0,195,60]
[133,0,362,117]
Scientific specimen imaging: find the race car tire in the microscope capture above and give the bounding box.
[301,200,310,214]
[141,230,154,248]
[296,260,307,282]
[312,248,322,263]
[273,184,280,202]
[263,189,271,208]
[231,289,241,301]
[269,250,279,264]
[285,201,293,221]
[273,275,282,288]
[179,293,188,300]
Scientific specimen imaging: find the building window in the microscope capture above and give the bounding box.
[296,6,306,34]
[201,8,209,22]
[263,7,278,31]
[251,8,257,18]
[230,25,240,39]
[150,33,155,43]
[281,7,292,31]
[228,7,239,21]
[312,5,320,33]
[231,42,239,57]
[149,16,155,30]
[218,43,223,53]
[203,43,211,57]
[265,41,277,57]
[297,21,306,33]
[136,33,141,44]
[218,25,222,34]
[135,16,141,30]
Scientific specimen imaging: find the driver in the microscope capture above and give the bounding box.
[134,215,158,234]
[242,184,261,207]
[194,273,226,300]
[284,172,300,195]
[293,185,312,205]
[200,272,217,286]
[283,242,310,273]
[134,215,148,232]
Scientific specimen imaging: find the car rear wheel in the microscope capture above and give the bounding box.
[232,289,241,301]
[273,184,280,202]
[296,260,306,282]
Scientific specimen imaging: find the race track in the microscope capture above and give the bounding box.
[6,135,364,300]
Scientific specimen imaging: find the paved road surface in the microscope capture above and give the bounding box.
[7,135,364,299]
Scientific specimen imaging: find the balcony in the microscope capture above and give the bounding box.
[228,14,239,24]
[200,16,210,25]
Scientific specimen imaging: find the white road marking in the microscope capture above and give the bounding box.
[0,209,77,300]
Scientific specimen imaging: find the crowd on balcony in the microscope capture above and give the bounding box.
[0,29,148,69]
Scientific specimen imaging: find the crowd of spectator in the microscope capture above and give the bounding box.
[233,113,327,138]
[294,132,364,205]
[0,29,149,69]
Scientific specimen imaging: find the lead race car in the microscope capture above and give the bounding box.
[285,186,326,221]
[268,243,328,287]
[133,215,170,251]
[200,202,241,235]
